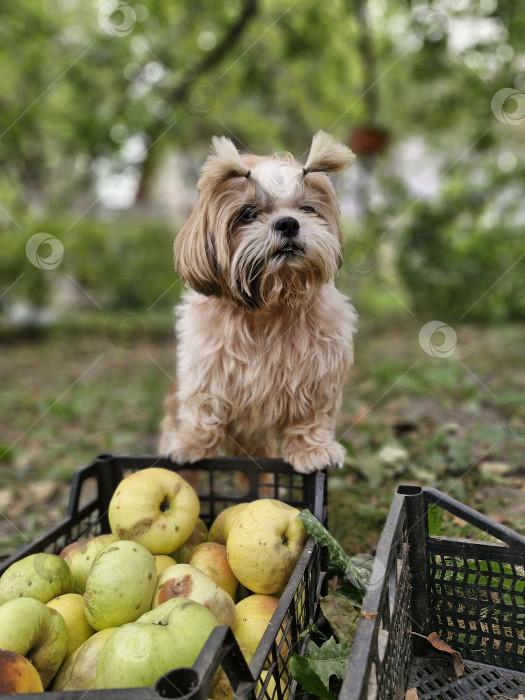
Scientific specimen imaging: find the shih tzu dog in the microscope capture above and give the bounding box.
[159,131,358,474]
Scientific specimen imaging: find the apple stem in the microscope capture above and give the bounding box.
[159,496,171,513]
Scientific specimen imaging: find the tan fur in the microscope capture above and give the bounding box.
[160,134,357,474]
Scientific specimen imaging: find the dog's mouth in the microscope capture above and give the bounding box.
[272,244,304,257]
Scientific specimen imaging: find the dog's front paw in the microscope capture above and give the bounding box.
[282,440,345,474]
[160,431,218,465]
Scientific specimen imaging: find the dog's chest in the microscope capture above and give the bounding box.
[177,289,356,423]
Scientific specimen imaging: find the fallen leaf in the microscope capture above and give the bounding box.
[426,631,464,678]
[405,689,419,700]
[320,593,360,644]
[361,611,378,619]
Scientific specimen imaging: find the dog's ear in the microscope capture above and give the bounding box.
[303,131,356,175]
[198,136,251,190]
[174,201,224,298]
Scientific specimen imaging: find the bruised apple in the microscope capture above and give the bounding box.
[109,468,199,554]
[0,649,44,693]
[152,563,236,626]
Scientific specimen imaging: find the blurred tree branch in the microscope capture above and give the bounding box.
[168,0,259,105]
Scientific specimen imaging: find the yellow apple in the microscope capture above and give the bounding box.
[256,670,289,699]
[188,542,238,600]
[0,649,44,693]
[47,593,95,659]
[209,639,252,700]
[226,499,307,594]
[108,467,200,554]
[209,503,247,544]
[232,594,279,658]
[152,563,236,626]
[64,533,119,594]
[154,554,177,576]
[171,517,208,562]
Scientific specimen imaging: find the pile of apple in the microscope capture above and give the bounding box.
[0,467,308,696]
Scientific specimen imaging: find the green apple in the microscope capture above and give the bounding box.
[0,552,74,605]
[209,503,247,544]
[171,517,208,562]
[188,542,238,600]
[226,499,307,594]
[232,594,279,658]
[47,593,95,659]
[84,540,157,630]
[52,627,117,690]
[64,533,118,594]
[0,649,44,693]
[152,563,236,626]
[95,598,219,689]
[0,597,68,688]
[109,467,200,554]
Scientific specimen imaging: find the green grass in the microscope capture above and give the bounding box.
[1,316,525,562]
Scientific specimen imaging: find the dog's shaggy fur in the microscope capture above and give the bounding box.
[159,132,358,474]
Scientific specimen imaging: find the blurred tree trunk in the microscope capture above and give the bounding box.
[136,0,259,202]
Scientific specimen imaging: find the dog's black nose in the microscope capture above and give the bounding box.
[274,216,300,238]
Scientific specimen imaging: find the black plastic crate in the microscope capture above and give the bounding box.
[340,485,525,700]
[0,454,328,700]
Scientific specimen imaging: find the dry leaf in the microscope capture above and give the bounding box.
[426,631,464,678]
[405,689,419,700]
[361,611,378,619]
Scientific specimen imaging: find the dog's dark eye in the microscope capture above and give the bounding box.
[240,206,258,222]
[300,205,316,214]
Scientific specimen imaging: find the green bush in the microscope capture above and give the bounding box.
[0,215,182,314]
[397,168,525,322]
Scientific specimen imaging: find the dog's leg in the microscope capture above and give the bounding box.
[159,385,226,464]
[281,411,345,474]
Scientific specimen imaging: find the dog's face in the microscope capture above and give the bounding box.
[175,132,356,310]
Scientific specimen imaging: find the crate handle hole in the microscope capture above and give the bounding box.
[397,485,423,496]
[156,668,199,698]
